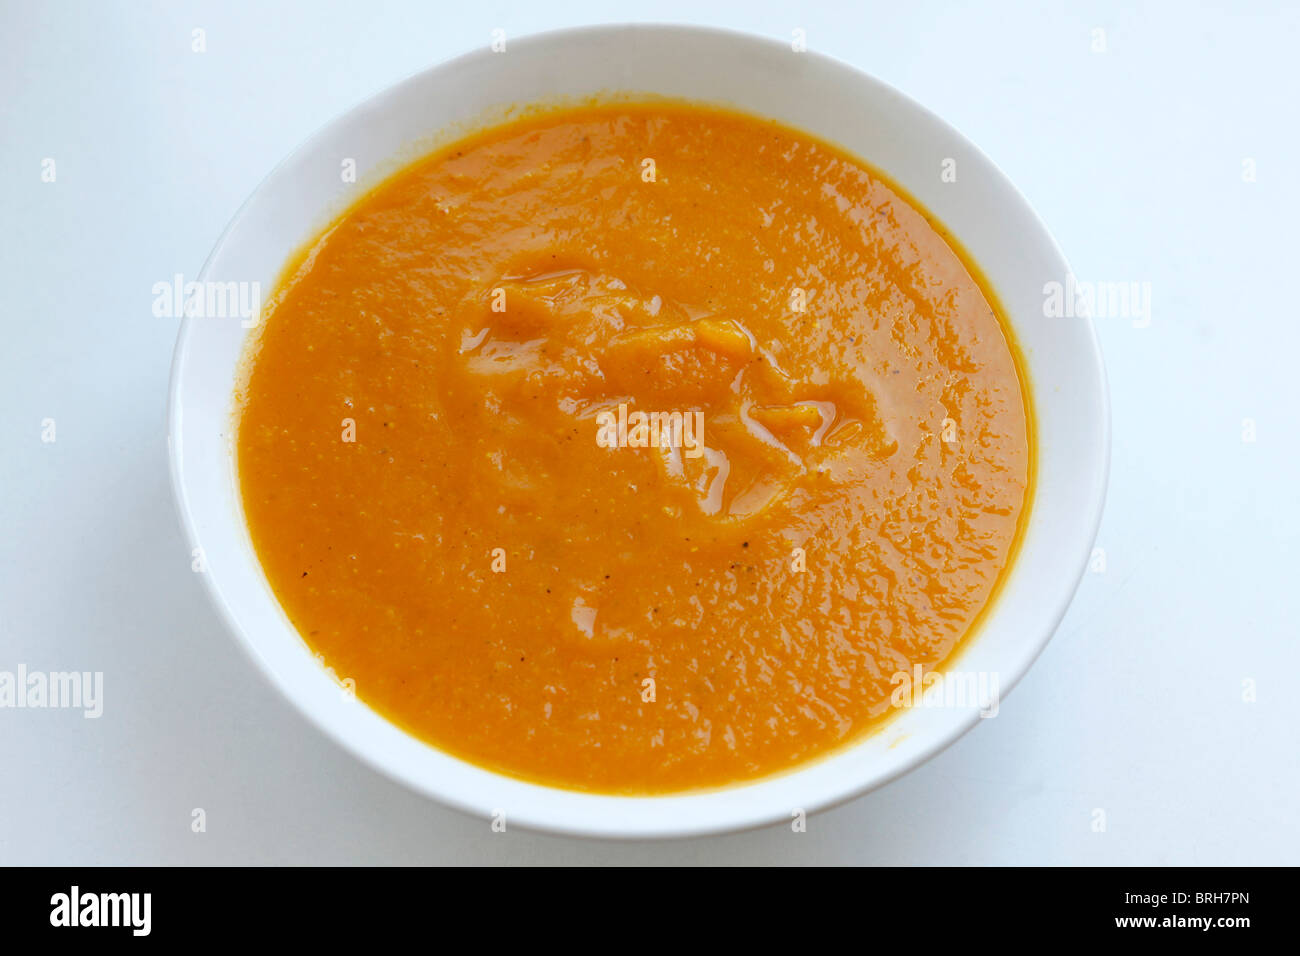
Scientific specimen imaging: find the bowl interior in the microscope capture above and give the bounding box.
[169,24,1108,838]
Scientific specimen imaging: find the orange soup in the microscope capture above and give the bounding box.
[237,102,1032,793]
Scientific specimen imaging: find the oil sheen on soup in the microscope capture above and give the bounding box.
[237,102,1032,793]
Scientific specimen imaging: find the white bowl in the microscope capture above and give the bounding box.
[168,24,1109,838]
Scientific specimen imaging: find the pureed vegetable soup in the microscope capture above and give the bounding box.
[236,102,1032,793]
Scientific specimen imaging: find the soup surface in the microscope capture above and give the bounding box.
[237,102,1031,793]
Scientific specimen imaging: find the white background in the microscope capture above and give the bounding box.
[2,0,1296,865]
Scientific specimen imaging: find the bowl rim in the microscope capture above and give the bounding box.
[167,21,1110,839]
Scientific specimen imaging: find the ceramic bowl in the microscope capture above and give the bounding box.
[168,24,1109,838]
